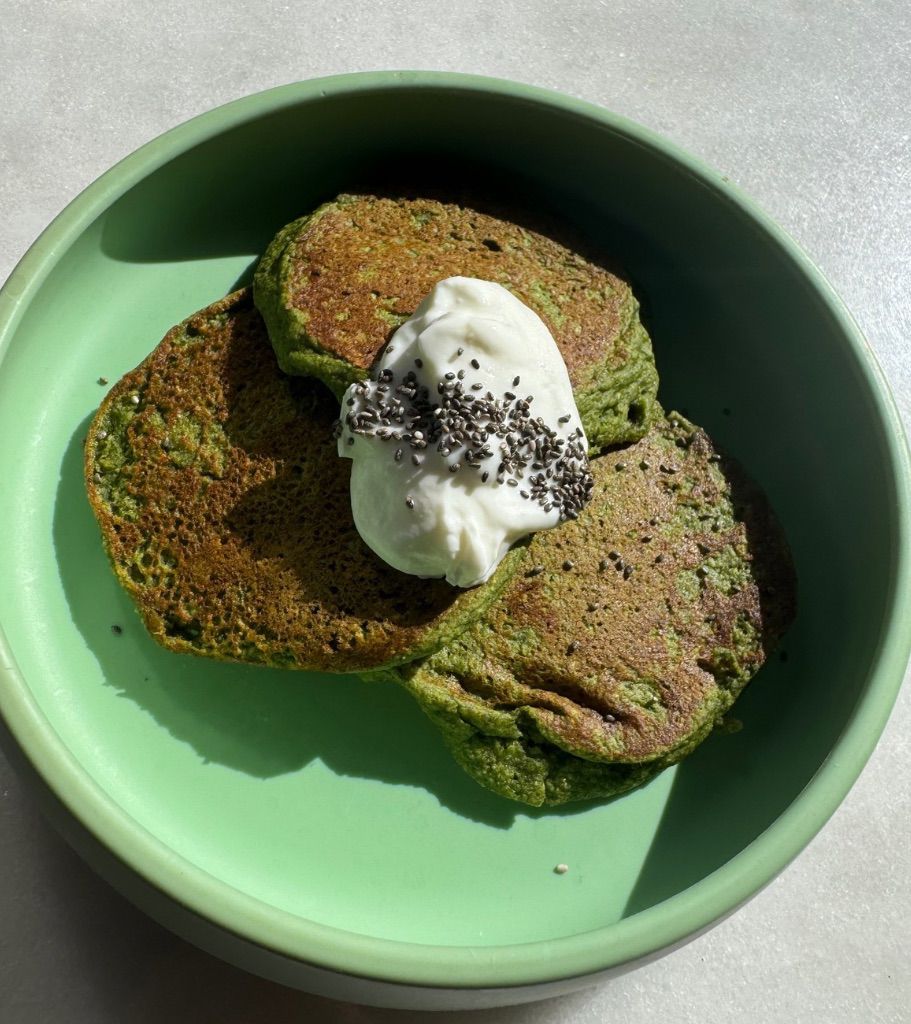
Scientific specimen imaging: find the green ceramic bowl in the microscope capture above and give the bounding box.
[0,73,908,1010]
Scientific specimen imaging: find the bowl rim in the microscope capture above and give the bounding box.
[1,70,909,991]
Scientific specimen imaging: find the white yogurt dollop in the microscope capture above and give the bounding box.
[337,277,590,588]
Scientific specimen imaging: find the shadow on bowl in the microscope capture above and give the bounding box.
[56,414,616,831]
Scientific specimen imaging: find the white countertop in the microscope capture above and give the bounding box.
[2,2,909,1021]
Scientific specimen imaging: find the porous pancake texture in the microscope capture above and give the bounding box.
[84,290,524,673]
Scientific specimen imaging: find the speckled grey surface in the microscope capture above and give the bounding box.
[2,1,909,1021]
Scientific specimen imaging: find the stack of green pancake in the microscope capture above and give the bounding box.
[85,193,795,806]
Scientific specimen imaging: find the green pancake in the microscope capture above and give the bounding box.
[398,415,796,806]
[253,193,660,452]
[84,289,524,673]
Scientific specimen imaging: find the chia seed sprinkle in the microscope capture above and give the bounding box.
[414,358,423,368]
[97,376,108,385]
[623,565,634,579]
[470,358,480,369]
[457,347,464,356]
[513,375,520,387]
[562,559,574,571]
[554,863,569,875]
[130,394,140,405]
[567,640,580,654]
[527,564,545,577]
[599,559,609,571]
[394,448,403,462]
[405,496,415,509]
[339,360,594,521]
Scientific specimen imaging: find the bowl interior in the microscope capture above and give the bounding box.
[0,81,902,980]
